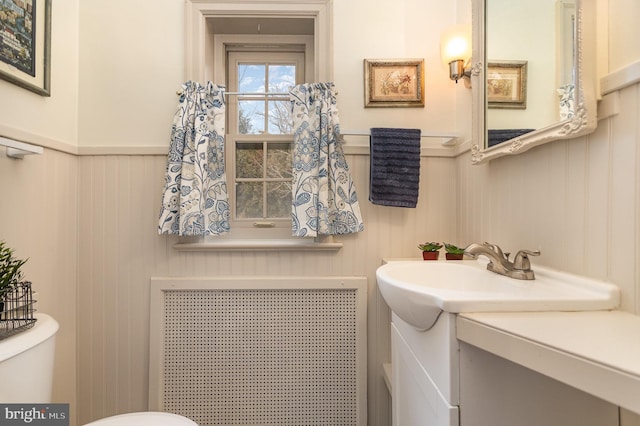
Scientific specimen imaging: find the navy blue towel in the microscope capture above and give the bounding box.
[487,129,535,147]
[369,128,421,208]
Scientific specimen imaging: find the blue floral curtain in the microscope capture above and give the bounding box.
[158,81,230,236]
[289,83,365,237]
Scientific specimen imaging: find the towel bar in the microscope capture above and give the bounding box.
[340,129,460,145]
[0,136,44,159]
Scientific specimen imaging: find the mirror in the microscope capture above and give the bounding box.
[471,0,597,164]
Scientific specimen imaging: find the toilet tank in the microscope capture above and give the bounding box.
[0,313,59,402]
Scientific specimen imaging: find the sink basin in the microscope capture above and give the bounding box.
[376,260,620,330]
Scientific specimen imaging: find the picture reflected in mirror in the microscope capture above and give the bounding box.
[486,0,576,145]
[471,0,598,164]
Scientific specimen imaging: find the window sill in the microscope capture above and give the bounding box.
[173,239,343,252]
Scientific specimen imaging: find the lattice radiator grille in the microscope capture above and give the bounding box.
[149,278,367,426]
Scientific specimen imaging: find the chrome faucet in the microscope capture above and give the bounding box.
[464,242,540,280]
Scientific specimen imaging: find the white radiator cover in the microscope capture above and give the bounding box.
[149,277,367,426]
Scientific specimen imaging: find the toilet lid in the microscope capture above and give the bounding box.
[83,412,198,426]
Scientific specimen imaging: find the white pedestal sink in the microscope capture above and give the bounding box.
[376,259,620,330]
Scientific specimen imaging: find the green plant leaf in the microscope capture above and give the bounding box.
[418,241,443,252]
[0,241,28,289]
[444,242,465,254]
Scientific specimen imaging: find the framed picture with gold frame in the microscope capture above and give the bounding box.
[364,58,424,108]
[0,0,52,96]
[487,60,528,109]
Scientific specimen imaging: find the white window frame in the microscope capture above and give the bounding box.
[226,50,304,238]
[214,35,314,87]
[181,1,337,247]
[185,0,332,83]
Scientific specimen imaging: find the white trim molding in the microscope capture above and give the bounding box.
[600,60,640,95]
[185,0,333,83]
[173,239,343,252]
[0,124,77,156]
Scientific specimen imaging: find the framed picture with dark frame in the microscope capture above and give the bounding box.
[0,0,52,96]
[487,60,527,109]
[364,58,424,108]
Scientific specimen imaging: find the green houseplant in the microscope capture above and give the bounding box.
[0,241,27,291]
[444,242,465,260]
[418,242,443,260]
[0,241,28,319]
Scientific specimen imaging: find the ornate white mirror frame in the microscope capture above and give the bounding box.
[470,0,598,165]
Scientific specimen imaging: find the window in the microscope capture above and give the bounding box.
[184,3,330,241]
[229,52,303,229]
[225,49,304,238]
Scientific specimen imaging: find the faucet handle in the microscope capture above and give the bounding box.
[513,249,541,270]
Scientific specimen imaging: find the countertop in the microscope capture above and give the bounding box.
[457,310,640,414]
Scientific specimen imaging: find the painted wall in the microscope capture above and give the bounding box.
[333,0,461,134]
[607,0,640,72]
[2,0,640,426]
[1,0,454,424]
[77,0,184,150]
[76,0,459,151]
[0,0,80,420]
[73,1,460,425]
[0,1,79,149]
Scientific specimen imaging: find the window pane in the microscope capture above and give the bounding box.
[238,100,265,134]
[267,181,292,218]
[236,143,263,178]
[266,143,292,179]
[268,65,296,92]
[267,101,292,134]
[228,52,304,228]
[236,182,263,219]
[238,64,265,93]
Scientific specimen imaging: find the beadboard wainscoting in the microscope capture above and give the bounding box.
[0,149,78,414]
[457,80,640,319]
[76,152,457,425]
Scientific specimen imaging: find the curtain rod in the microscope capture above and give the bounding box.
[225,91,290,96]
[176,91,290,96]
[176,91,339,96]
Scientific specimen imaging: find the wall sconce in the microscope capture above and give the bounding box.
[440,24,472,86]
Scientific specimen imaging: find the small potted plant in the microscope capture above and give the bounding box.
[444,242,465,260]
[418,242,443,260]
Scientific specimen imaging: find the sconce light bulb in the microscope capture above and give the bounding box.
[445,38,469,62]
[440,23,472,65]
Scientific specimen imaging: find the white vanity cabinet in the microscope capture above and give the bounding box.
[391,312,619,426]
[391,312,459,426]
